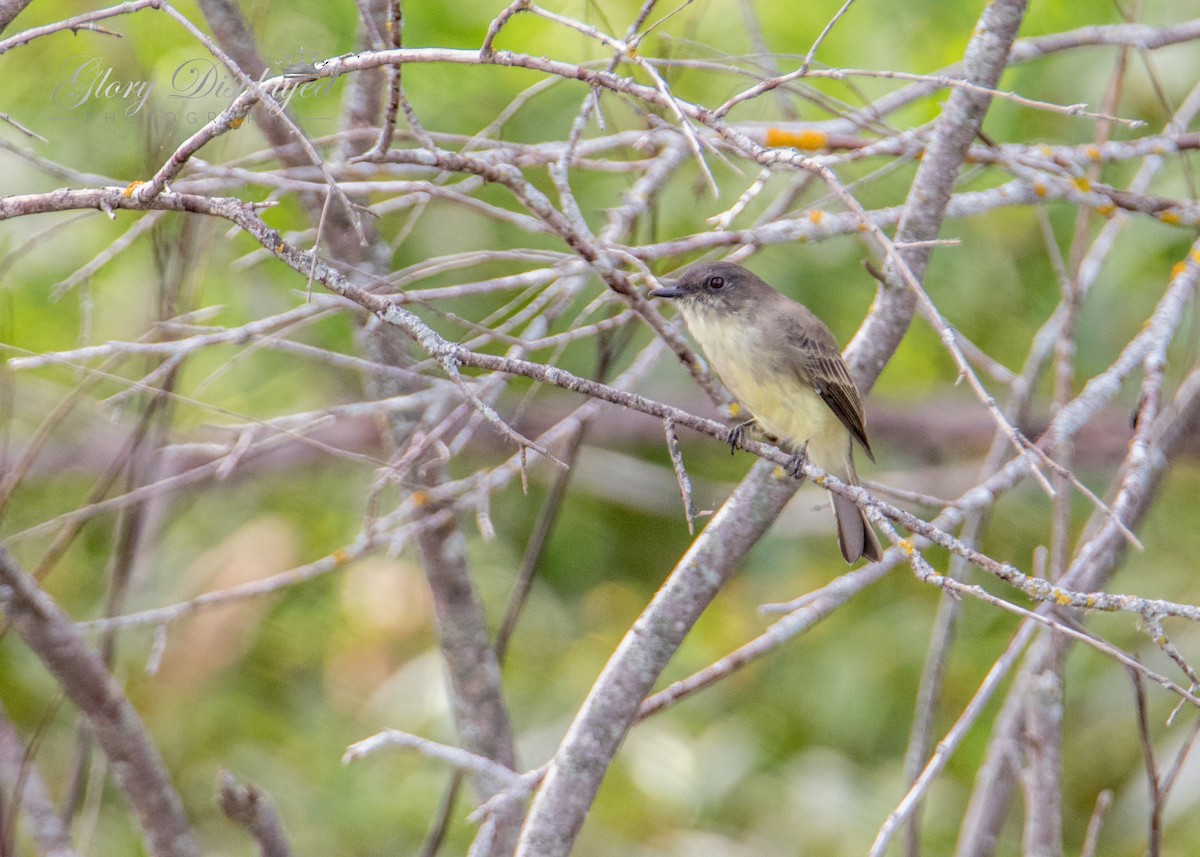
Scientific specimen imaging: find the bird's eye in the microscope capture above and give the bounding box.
[707,276,725,290]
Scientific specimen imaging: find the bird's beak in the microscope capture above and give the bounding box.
[649,279,682,299]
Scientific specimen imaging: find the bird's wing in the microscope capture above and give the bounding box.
[780,313,875,461]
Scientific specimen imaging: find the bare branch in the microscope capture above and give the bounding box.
[216,771,291,857]
[0,548,199,857]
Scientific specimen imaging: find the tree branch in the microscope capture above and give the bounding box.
[0,548,199,857]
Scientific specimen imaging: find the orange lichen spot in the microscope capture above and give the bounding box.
[793,128,829,150]
[411,490,431,506]
[1054,589,1073,606]
[1084,144,1102,161]
[1096,203,1116,218]
[332,548,349,564]
[627,45,639,59]
[764,128,828,150]
[899,539,914,555]
[1033,183,1047,197]
[229,116,245,129]
[856,221,869,233]
[1071,177,1091,192]
[276,242,286,252]
[914,149,925,161]
[1190,249,1200,265]
[728,402,742,417]
[809,209,825,224]
[1157,210,1182,225]
[964,153,975,164]
[122,180,145,197]
[1040,145,1054,157]
[1171,260,1189,279]
[764,128,792,147]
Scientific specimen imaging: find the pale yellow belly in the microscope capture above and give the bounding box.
[685,306,850,476]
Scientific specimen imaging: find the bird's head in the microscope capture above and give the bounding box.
[650,261,770,314]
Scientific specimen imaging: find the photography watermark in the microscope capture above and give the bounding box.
[50,53,333,124]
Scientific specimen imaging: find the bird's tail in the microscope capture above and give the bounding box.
[822,439,882,564]
[832,492,883,563]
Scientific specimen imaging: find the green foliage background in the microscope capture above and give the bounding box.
[3,1,1200,855]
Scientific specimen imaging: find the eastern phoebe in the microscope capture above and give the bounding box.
[651,261,883,563]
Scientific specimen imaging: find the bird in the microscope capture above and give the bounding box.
[651,260,883,563]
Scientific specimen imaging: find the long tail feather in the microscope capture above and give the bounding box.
[832,493,882,563]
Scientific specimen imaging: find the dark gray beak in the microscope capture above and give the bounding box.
[649,279,682,299]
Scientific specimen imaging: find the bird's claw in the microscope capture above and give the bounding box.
[725,419,754,455]
[785,441,810,480]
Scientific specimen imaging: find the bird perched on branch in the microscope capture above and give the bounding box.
[651,260,882,563]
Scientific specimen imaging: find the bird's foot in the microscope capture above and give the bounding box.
[785,441,810,480]
[725,419,754,455]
